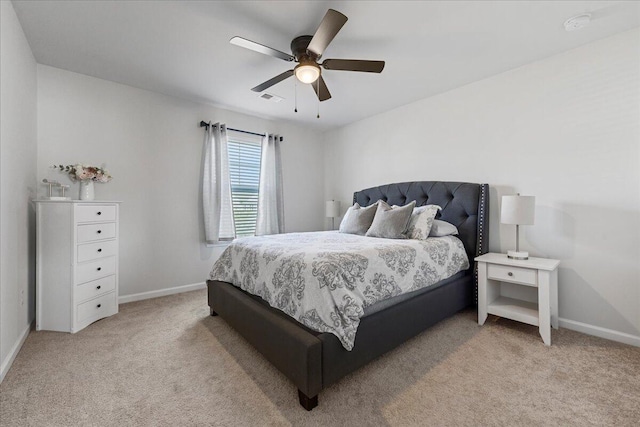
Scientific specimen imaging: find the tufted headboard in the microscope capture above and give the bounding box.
[353,181,489,264]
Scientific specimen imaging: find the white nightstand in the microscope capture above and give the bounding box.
[475,253,560,345]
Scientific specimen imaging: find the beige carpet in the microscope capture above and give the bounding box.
[1,289,639,426]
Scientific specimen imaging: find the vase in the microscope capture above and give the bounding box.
[79,180,95,201]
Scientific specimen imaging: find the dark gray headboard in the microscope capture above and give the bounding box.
[353,181,489,263]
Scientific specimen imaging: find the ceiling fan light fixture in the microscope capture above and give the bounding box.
[294,62,320,84]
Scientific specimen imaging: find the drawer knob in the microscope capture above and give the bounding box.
[97,211,102,216]
[97,304,101,308]
[97,248,102,253]
[508,272,514,276]
[96,285,101,290]
[97,230,102,234]
[97,267,102,271]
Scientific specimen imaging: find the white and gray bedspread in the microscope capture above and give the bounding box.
[209,231,469,351]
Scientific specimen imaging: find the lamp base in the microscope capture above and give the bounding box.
[507,250,529,260]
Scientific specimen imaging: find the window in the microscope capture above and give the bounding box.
[227,132,262,237]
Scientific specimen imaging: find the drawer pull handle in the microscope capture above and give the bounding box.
[97,304,101,308]
[97,248,102,253]
[97,230,102,234]
[97,267,102,271]
[96,285,101,290]
[508,272,513,277]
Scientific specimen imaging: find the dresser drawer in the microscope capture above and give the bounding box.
[77,222,116,243]
[487,264,537,286]
[77,240,117,263]
[76,275,116,302]
[76,292,117,323]
[75,205,117,223]
[75,256,116,285]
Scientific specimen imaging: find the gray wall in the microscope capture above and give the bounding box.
[36,65,325,298]
[324,29,640,344]
[0,0,38,380]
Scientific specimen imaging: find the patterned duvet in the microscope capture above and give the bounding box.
[209,231,469,350]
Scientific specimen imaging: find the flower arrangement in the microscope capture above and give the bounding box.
[52,164,113,183]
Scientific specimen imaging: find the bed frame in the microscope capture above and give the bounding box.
[207,181,489,410]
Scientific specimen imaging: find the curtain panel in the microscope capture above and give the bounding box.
[202,122,235,243]
[256,133,284,235]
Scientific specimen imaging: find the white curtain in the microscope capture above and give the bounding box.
[256,133,284,235]
[202,122,235,243]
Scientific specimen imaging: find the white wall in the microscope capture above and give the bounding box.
[37,65,325,298]
[324,29,640,343]
[0,0,38,381]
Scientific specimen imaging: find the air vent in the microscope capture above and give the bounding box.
[259,92,284,103]
[564,14,591,32]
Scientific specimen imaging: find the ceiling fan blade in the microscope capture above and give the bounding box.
[307,9,348,57]
[311,76,331,102]
[230,37,294,62]
[322,59,385,73]
[251,70,294,92]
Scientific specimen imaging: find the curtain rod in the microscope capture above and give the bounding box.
[199,121,282,141]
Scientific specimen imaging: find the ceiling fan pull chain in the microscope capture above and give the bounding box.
[294,78,298,113]
[317,79,320,119]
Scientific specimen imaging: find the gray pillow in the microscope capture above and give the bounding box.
[339,202,378,235]
[429,219,459,237]
[365,200,416,239]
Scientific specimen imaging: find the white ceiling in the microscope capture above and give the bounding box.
[12,0,640,131]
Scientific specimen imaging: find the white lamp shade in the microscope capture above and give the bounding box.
[501,195,535,225]
[325,200,341,218]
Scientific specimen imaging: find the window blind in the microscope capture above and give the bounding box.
[227,136,262,237]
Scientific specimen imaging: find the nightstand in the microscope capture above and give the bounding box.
[475,253,560,345]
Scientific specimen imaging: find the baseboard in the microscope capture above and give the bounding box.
[559,318,640,347]
[0,321,32,383]
[118,282,206,304]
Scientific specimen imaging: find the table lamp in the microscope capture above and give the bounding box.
[501,194,535,260]
[325,200,341,230]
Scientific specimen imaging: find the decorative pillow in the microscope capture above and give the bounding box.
[429,219,459,237]
[406,204,441,240]
[339,202,378,235]
[365,200,416,239]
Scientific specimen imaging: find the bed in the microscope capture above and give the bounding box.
[206,181,489,410]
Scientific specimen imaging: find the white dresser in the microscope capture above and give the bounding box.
[35,200,121,333]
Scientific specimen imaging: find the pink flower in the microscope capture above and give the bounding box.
[95,171,112,183]
[58,163,112,183]
[75,165,96,181]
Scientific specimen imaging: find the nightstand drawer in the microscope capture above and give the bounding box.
[487,264,537,286]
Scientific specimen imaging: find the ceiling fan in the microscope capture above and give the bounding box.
[230,9,385,102]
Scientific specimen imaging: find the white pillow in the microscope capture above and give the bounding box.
[406,204,441,240]
[429,219,459,237]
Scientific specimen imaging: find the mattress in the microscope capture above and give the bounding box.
[209,231,469,350]
[362,270,467,317]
